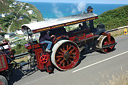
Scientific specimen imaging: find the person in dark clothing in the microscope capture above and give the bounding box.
[87,6,94,30]
[39,31,55,52]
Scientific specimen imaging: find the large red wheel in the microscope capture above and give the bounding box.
[51,40,80,70]
[102,36,115,53]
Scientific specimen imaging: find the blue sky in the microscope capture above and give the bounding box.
[17,0,128,4]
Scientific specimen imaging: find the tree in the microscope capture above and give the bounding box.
[2,22,9,28]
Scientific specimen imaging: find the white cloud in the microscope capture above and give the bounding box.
[71,9,77,14]
[77,1,86,12]
[52,4,64,18]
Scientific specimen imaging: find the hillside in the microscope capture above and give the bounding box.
[0,0,43,32]
[10,3,44,32]
[95,5,128,30]
[0,0,14,13]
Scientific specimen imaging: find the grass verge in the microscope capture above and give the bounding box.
[110,28,128,37]
[101,70,128,85]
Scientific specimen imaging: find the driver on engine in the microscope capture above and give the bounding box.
[39,31,55,52]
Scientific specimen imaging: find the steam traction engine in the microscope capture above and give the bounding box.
[0,6,116,85]
[22,7,116,71]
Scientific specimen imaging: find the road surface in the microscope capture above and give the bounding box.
[10,35,128,85]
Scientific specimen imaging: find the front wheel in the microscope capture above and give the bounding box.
[0,75,8,85]
[102,36,115,53]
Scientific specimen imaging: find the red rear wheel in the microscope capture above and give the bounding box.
[54,41,80,70]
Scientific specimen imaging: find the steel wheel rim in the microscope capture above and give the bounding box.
[55,42,79,70]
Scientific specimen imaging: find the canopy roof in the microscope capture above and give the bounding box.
[22,13,98,33]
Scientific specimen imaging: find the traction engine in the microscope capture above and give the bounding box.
[21,6,116,71]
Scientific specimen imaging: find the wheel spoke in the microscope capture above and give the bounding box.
[69,59,73,63]
[60,59,65,64]
[67,60,69,65]
[66,45,69,51]
[60,48,64,52]
[56,55,63,58]
[58,52,63,55]
[70,56,75,59]
[62,46,65,51]
[71,52,76,55]
[68,45,72,51]
[56,58,61,62]
[69,48,75,54]
[62,62,65,67]
[60,46,66,52]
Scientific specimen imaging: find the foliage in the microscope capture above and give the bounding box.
[11,17,30,32]
[0,15,15,31]
[12,41,27,55]
[95,5,128,30]
[0,0,15,13]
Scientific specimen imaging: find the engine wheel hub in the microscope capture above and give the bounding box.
[64,51,70,60]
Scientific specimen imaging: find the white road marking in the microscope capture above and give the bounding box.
[72,51,128,73]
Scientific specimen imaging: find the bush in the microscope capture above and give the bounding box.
[95,5,128,30]
[12,43,27,55]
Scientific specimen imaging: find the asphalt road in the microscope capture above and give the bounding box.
[10,35,128,85]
